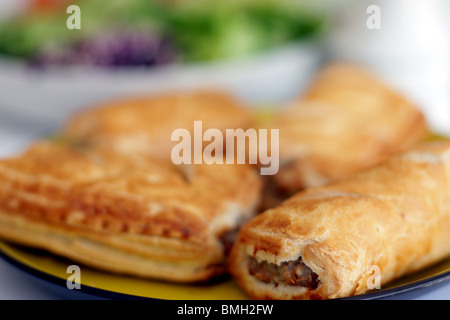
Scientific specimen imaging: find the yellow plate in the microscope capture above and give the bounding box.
[1,240,450,300]
[0,241,248,300]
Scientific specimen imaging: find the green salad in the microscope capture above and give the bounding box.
[0,0,324,67]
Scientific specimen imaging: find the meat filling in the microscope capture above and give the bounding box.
[248,257,320,290]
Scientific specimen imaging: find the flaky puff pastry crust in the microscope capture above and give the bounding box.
[63,90,253,161]
[229,141,450,299]
[0,141,262,282]
[268,63,428,195]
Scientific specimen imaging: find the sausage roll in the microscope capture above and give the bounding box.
[63,90,254,161]
[0,141,262,282]
[267,63,428,202]
[229,140,450,299]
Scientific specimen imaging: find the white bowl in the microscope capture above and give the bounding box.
[0,40,322,118]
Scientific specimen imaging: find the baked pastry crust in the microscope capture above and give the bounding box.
[63,90,254,161]
[229,141,450,299]
[0,141,262,282]
[268,63,428,197]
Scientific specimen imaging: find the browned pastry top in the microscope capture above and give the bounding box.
[64,90,254,160]
[0,141,262,244]
[269,63,428,192]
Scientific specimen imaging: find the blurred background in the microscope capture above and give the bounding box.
[0,0,449,157]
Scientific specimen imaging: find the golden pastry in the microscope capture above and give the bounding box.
[266,62,428,202]
[229,141,450,299]
[64,90,254,162]
[0,141,262,282]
